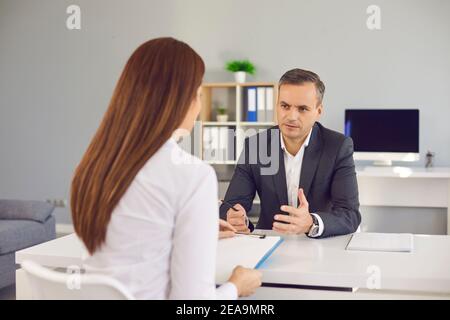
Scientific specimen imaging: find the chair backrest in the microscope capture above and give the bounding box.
[21,260,135,300]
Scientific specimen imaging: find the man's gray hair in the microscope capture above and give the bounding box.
[278,68,325,105]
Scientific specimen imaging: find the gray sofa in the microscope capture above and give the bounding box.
[0,200,56,290]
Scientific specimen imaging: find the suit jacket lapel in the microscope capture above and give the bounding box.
[299,123,323,198]
[271,127,288,206]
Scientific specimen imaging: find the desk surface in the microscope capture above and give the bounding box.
[259,231,450,293]
[16,231,450,294]
[356,166,450,178]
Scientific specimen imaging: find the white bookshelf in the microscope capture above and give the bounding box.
[240,122,275,126]
[205,160,237,165]
[202,121,237,126]
[199,82,278,165]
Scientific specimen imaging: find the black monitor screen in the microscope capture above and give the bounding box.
[344,109,419,153]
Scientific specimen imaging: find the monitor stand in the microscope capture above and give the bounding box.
[372,160,393,166]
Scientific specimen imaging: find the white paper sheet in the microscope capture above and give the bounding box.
[215,235,282,284]
[346,232,414,253]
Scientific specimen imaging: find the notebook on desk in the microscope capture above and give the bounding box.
[346,232,414,253]
[215,235,283,284]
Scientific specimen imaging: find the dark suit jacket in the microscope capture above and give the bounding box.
[219,122,361,238]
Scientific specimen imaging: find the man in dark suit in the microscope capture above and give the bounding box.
[219,69,361,238]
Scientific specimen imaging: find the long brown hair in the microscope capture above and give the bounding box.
[71,37,205,254]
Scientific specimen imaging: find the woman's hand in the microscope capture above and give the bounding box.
[228,266,262,297]
[219,219,237,239]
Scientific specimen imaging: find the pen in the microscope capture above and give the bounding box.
[235,232,266,239]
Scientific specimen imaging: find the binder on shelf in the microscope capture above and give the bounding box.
[257,87,266,122]
[246,87,257,122]
[203,126,219,162]
[219,127,228,161]
[203,125,236,163]
[265,87,274,122]
[210,127,219,161]
[202,127,212,161]
[226,127,236,161]
[201,83,276,163]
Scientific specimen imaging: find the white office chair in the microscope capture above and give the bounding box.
[21,260,135,300]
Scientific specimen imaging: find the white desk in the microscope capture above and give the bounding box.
[241,287,450,300]
[356,166,450,234]
[15,231,450,299]
[259,232,450,293]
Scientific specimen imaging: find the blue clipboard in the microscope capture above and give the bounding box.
[255,238,284,269]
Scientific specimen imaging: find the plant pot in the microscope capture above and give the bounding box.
[216,114,229,122]
[234,71,246,83]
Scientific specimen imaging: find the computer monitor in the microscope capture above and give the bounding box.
[344,109,419,166]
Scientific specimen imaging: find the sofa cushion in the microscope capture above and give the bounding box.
[0,200,55,223]
[0,252,17,290]
[0,252,15,276]
[0,216,56,255]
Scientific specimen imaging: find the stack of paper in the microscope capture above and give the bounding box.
[215,235,283,284]
[346,232,414,253]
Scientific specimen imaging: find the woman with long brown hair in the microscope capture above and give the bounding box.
[70,37,261,299]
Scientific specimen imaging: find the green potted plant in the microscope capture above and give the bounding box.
[225,59,256,83]
[216,106,228,122]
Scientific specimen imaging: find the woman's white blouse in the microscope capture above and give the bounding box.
[83,137,238,300]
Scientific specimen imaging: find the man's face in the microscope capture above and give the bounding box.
[276,83,323,141]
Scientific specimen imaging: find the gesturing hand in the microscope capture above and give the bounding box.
[272,188,313,235]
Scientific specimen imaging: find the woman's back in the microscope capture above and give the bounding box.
[72,37,260,300]
[83,138,224,299]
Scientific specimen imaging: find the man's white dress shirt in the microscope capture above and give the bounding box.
[83,137,237,300]
[280,130,324,237]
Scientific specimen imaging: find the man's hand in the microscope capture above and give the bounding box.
[226,203,250,233]
[272,188,313,235]
[219,219,237,239]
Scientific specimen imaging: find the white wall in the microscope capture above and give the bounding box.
[1,0,449,231]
